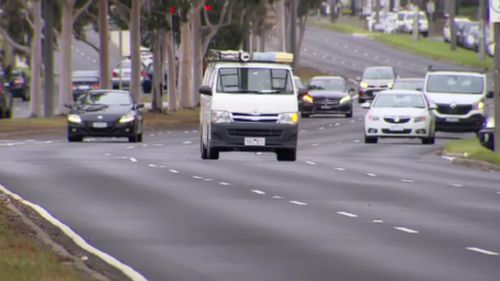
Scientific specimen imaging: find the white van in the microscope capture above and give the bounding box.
[199,50,299,161]
[423,68,491,133]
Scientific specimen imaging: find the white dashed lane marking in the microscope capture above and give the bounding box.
[466,247,499,256]
[104,153,111,156]
[251,189,266,195]
[394,227,419,234]
[129,157,138,163]
[336,211,359,218]
[334,167,346,171]
[372,219,384,223]
[192,176,204,179]
[289,200,308,206]
[401,179,415,183]
[183,141,193,145]
[148,164,158,168]
[272,196,283,199]
[366,173,378,177]
[219,182,230,186]
[127,146,135,149]
[169,169,179,174]
[305,161,316,166]
[449,183,464,188]
[204,178,214,182]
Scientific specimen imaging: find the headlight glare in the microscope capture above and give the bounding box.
[340,95,352,104]
[473,101,485,110]
[67,114,82,123]
[119,112,136,123]
[211,111,232,123]
[278,112,299,125]
[360,82,368,88]
[302,94,314,103]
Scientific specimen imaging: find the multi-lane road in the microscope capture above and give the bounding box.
[1,26,500,281]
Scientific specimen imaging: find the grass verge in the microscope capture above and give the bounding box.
[296,67,331,82]
[0,109,200,139]
[312,17,493,69]
[444,138,500,166]
[0,199,93,281]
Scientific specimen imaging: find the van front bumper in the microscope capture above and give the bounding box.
[210,123,298,151]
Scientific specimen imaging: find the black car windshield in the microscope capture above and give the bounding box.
[78,91,133,105]
[217,67,293,94]
[373,94,426,108]
[426,74,484,94]
[363,68,394,80]
[308,78,346,91]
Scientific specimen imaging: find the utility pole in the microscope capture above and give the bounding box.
[478,0,486,61]
[43,0,55,117]
[449,0,456,51]
[375,0,381,25]
[99,0,111,89]
[291,0,298,72]
[413,4,420,40]
[494,23,500,152]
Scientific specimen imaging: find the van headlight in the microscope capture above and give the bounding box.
[340,95,352,104]
[67,114,82,123]
[119,111,136,124]
[278,112,299,125]
[473,101,485,110]
[211,111,232,123]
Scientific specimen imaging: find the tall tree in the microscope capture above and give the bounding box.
[99,0,111,89]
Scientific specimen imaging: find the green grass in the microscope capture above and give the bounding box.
[312,17,493,70]
[0,202,93,281]
[444,138,500,166]
[297,67,331,83]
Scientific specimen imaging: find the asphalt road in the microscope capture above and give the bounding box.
[2,26,500,281]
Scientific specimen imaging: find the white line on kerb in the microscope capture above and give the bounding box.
[0,184,148,281]
[305,161,316,166]
[466,247,499,256]
[129,157,138,163]
[336,211,358,218]
[251,189,266,195]
[442,156,455,162]
[289,200,307,206]
[394,226,419,234]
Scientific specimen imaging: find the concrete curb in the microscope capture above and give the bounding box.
[436,149,500,172]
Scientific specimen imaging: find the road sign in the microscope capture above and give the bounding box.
[490,0,500,22]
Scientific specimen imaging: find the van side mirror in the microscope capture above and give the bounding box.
[199,85,212,96]
[360,102,371,109]
[487,91,494,99]
[429,103,437,110]
[64,103,73,109]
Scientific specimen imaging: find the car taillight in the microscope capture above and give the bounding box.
[14,79,23,86]
[92,83,100,90]
[112,71,118,78]
[141,70,148,78]
[72,84,77,90]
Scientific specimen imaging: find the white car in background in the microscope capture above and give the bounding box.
[362,90,436,144]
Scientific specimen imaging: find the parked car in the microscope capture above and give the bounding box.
[140,46,153,66]
[0,72,14,119]
[358,66,396,103]
[142,63,168,94]
[392,78,425,91]
[400,10,429,37]
[487,42,495,57]
[478,116,495,151]
[6,69,30,101]
[458,21,479,48]
[443,17,470,43]
[362,90,436,144]
[111,58,148,91]
[72,70,100,101]
[300,76,354,118]
[66,90,144,142]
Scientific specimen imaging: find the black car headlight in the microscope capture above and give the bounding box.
[67,114,82,124]
[119,112,136,124]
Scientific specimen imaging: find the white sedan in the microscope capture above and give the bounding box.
[362,90,436,144]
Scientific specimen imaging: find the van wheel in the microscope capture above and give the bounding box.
[276,148,296,161]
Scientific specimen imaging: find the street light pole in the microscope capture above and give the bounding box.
[494,23,500,152]
[290,0,298,72]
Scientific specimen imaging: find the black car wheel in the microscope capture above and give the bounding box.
[422,136,435,145]
[200,135,208,159]
[364,136,378,144]
[301,113,310,118]
[345,111,353,118]
[276,148,297,161]
[68,135,83,142]
[206,141,219,160]
[5,110,12,119]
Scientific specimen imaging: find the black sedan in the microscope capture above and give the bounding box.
[0,71,13,119]
[72,70,100,101]
[299,76,353,118]
[66,90,144,142]
[7,69,30,101]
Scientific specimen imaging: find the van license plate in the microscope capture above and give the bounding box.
[244,137,265,146]
[446,117,459,123]
[93,122,108,128]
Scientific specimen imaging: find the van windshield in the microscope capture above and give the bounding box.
[216,67,293,95]
[426,74,484,94]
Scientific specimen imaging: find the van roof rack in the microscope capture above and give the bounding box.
[427,65,488,73]
[207,50,294,64]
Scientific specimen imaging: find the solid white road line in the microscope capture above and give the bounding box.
[394,226,419,234]
[0,184,148,281]
[251,189,266,195]
[129,157,138,163]
[336,211,359,218]
[466,247,499,256]
[289,200,308,206]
